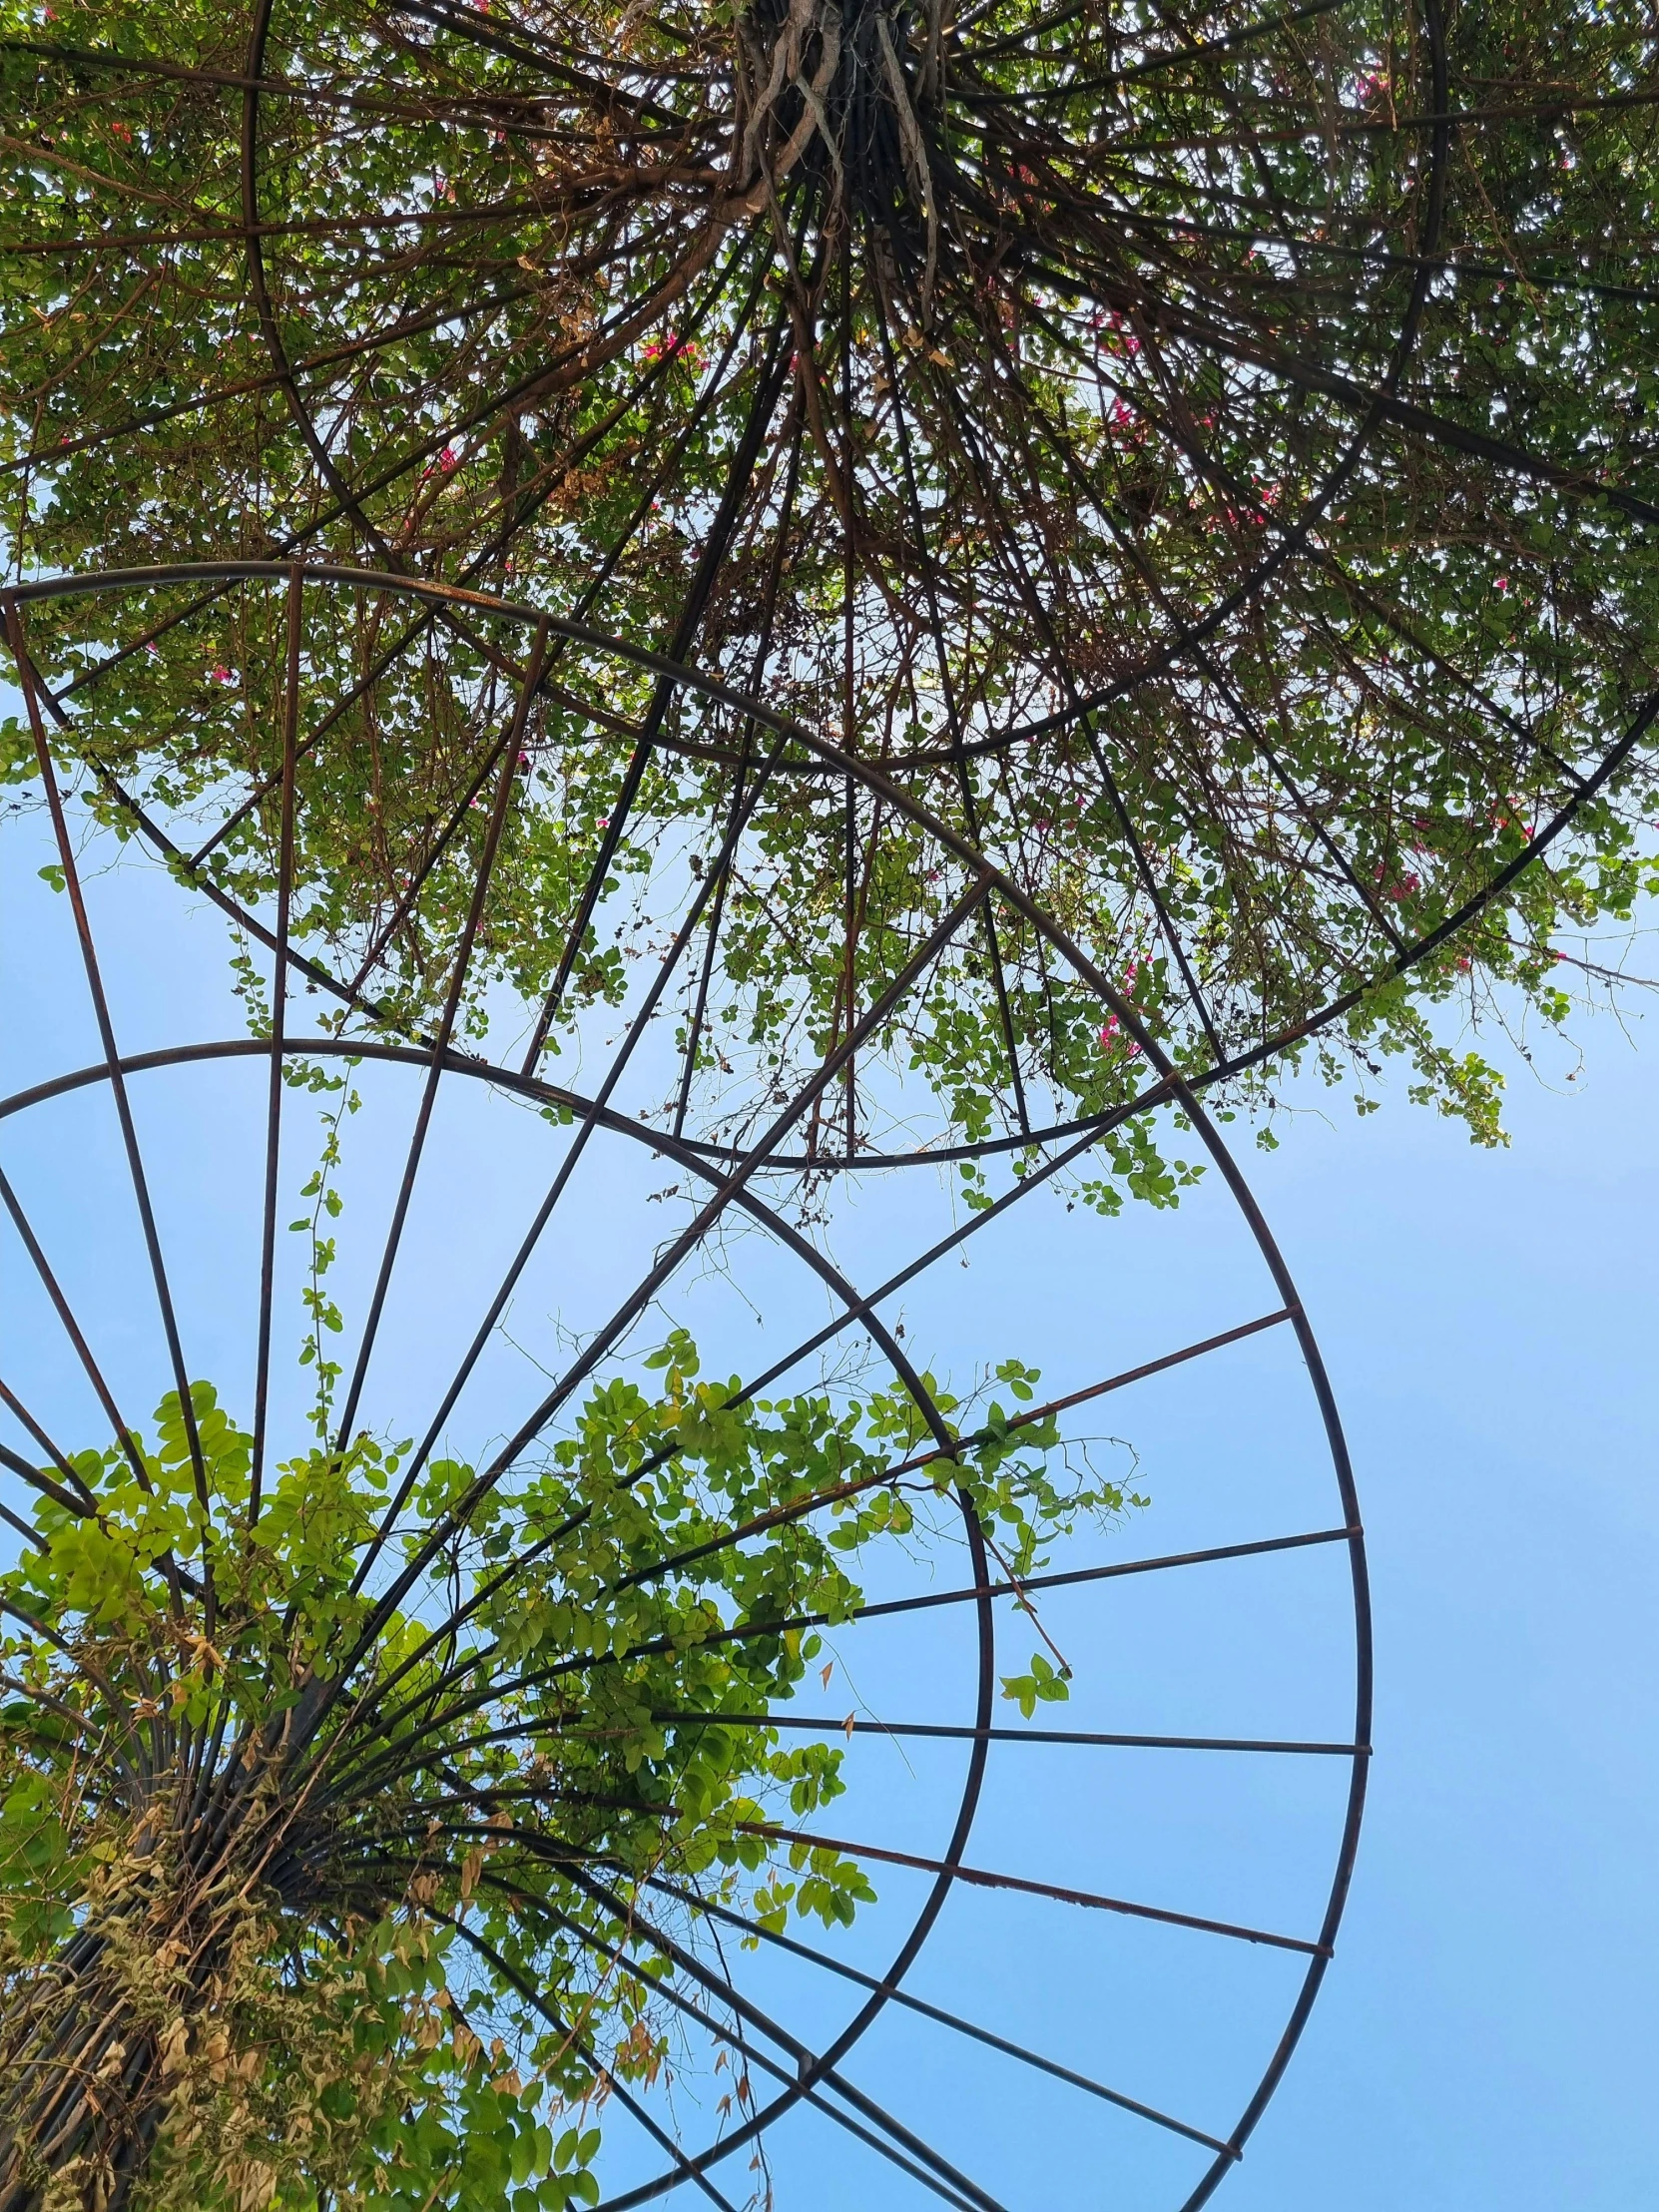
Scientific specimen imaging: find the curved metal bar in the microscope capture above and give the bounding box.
[10,553,1620,1184]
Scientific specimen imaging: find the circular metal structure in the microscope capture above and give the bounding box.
[1,567,1369,2209]
[5,1,1658,1160]
[7,561,1648,1184]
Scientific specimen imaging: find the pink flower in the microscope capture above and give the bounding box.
[438,445,458,473]
[209,666,234,685]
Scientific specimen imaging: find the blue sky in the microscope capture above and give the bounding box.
[2,777,1654,2209]
[1228,1002,1659,2208]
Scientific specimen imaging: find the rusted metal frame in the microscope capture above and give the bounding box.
[0,1025,1060,1600]
[462,1874,994,2212]
[518,310,797,1076]
[654,1711,1364,1756]
[869,255,1032,1134]
[0,1164,152,1495]
[315,878,992,1753]
[1304,555,1591,798]
[330,621,552,1452]
[0,558,1403,1056]
[636,1866,1242,2156]
[244,0,397,568]
[340,707,801,1603]
[928,362,1232,1057]
[555,1856,1012,2212]
[2,276,545,480]
[1,598,216,1630]
[0,1438,87,1532]
[595,1306,1299,1606]
[22,513,1596,1183]
[672,422,808,1141]
[736,1817,1326,1955]
[3,973,1363,2194]
[337,1520,1355,1814]
[1009,300,1416,961]
[249,567,302,1518]
[432,1912,748,2212]
[183,250,740,876]
[0,1376,99,1511]
[969,0,1351,82]
[0,28,675,132]
[0,548,1520,1184]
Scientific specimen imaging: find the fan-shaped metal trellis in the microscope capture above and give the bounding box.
[6,0,1658,1162]
[2,567,1367,2211]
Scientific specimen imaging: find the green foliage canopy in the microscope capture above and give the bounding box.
[4,0,1659,1158]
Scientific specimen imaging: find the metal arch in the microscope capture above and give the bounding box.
[12,8,1650,1153]
[0,1033,1004,2204]
[7,558,1651,1180]
[0,943,1370,2204]
[20,6,1560,1043]
[228,0,1438,695]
